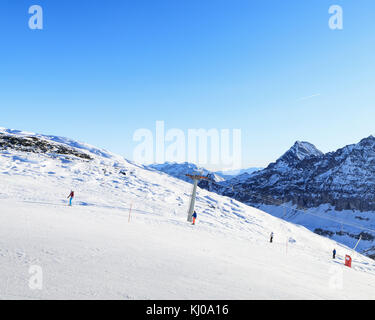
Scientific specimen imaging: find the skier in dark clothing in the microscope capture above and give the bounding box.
[192,211,197,225]
[270,232,274,243]
[67,190,74,206]
[333,249,336,259]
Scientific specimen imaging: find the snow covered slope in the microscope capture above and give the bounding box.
[1,128,375,299]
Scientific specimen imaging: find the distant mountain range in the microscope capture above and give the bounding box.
[146,162,262,183]
[198,137,375,258]
[215,167,263,179]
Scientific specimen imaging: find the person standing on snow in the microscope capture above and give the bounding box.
[333,248,336,259]
[67,190,74,206]
[270,232,274,243]
[192,210,197,225]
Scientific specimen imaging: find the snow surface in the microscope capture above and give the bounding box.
[1,129,375,299]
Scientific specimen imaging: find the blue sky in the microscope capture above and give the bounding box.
[1,0,375,168]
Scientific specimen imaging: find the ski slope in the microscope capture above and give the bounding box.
[1,129,375,299]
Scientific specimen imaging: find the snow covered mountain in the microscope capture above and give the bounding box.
[1,127,375,299]
[277,141,324,165]
[147,162,261,183]
[200,137,375,258]
[147,162,225,183]
[215,167,263,180]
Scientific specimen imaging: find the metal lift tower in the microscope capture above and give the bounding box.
[185,174,209,222]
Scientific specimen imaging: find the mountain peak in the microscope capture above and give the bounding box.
[278,141,323,164]
[358,135,375,147]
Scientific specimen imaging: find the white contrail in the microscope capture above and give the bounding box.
[297,93,321,101]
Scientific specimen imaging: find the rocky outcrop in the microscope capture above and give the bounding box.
[0,133,92,160]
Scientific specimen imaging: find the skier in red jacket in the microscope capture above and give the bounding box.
[67,190,74,206]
